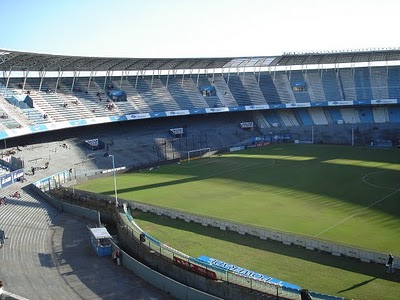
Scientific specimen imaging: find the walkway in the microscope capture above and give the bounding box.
[0,139,175,300]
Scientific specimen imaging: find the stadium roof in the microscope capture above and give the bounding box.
[272,49,400,66]
[0,49,278,72]
[1,48,400,72]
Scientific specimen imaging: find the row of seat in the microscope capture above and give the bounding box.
[1,69,400,129]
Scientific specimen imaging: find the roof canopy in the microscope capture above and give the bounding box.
[0,49,277,72]
[271,50,400,66]
[89,227,112,240]
[1,49,400,73]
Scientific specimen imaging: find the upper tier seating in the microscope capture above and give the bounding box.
[195,75,225,108]
[1,66,400,129]
[159,76,208,110]
[354,68,373,100]
[338,69,357,101]
[303,70,326,102]
[321,69,343,101]
[288,71,311,103]
[223,74,254,106]
[273,73,296,104]
[258,73,281,103]
[240,74,267,105]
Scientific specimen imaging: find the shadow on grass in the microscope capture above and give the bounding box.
[133,211,400,284]
[337,277,377,293]
[98,145,400,221]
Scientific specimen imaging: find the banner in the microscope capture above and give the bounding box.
[229,146,245,152]
[328,101,353,106]
[205,107,229,113]
[197,255,301,290]
[170,128,184,135]
[0,168,24,189]
[371,99,398,105]
[165,110,190,117]
[244,104,269,110]
[174,256,217,280]
[286,102,311,108]
[125,113,151,120]
[240,122,254,129]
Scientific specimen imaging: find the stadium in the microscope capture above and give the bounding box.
[0,46,399,300]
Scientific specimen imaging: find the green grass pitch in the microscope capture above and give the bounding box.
[76,144,400,299]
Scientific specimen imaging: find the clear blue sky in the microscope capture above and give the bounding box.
[1,0,400,58]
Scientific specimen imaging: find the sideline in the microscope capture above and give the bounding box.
[314,188,400,237]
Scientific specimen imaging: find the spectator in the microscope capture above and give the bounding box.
[112,249,121,265]
[0,280,4,298]
[387,253,394,273]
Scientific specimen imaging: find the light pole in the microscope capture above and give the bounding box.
[351,116,355,146]
[311,125,314,144]
[104,153,118,207]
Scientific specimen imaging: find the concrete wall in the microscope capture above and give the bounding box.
[40,186,281,300]
[112,244,223,300]
[29,184,100,223]
[127,200,399,270]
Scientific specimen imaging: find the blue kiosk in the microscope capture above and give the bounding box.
[89,227,113,257]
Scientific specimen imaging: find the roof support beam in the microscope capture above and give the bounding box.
[5,67,12,90]
[73,71,80,92]
[151,70,155,88]
[119,71,124,89]
[71,71,77,93]
[87,71,93,91]
[166,70,170,88]
[135,70,139,88]
[103,70,110,90]
[196,69,200,87]
[38,70,46,92]
[181,70,185,86]
[55,70,63,92]
[22,70,29,91]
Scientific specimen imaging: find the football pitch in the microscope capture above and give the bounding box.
[79,144,400,253]
[76,144,400,299]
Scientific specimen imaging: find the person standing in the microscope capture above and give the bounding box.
[387,253,394,273]
[0,280,4,300]
[115,249,121,266]
[112,249,121,265]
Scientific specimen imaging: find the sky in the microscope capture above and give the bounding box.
[1,0,400,58]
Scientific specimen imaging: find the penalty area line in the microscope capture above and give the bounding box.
[314,188,400,238]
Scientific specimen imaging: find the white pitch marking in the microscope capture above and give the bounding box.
[314,189,400,238]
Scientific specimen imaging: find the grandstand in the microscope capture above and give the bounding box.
[0,49,400,138]
[0,48,400,300]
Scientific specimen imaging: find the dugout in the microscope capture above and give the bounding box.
[89,227,113,257]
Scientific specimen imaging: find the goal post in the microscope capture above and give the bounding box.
[187,147,211,162]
